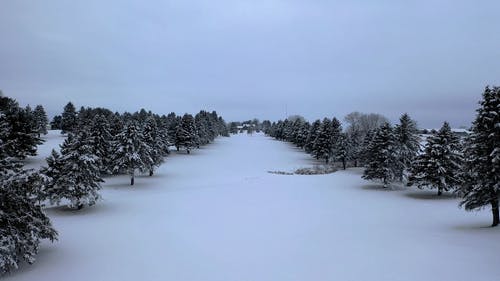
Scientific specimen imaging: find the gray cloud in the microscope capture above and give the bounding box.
[1,0,499,128]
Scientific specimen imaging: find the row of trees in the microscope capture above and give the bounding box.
[266,113,388,169]
[0,94,229,274]
[266,86,499,227]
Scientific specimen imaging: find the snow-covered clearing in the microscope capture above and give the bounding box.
[7,131,500,281]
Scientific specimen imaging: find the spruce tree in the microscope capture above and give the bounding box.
[175,114,197,154]
[142,116,164,176]
[408,122,462,195]
[362,123,400,187]
[305,119,321,154]
[33,105,48,136]
[329,117,343,164]
[50,115,62,130]
[0,133,57,273]
[0,96,43,159]
[295,121,311,149]
[88,114,114,174]
[394,113,420,182]
[113,122,150,185]
[312,118,333,163]
[41,131,103,209]
[460,86,500,226]
[61,102,77,134]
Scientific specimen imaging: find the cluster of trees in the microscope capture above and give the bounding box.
[267,86,499,227]
[0,93,229,274]
[267,113,388,169]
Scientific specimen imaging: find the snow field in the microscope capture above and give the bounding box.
[6,131,500,281]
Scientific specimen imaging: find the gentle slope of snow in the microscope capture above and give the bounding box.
[7,132,500,281]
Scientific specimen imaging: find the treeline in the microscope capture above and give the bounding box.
[266,86,500,227]
[0,92,229,274]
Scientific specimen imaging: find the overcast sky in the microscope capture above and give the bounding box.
[1,0,499,128]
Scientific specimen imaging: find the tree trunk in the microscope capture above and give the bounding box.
[149,170,154,176]
[130,174,135,186]
[77,204,84,210]
[325,158,329,164]
[187,149,190,154]
[354,159,358,168]
[437,189,442,196]
[342,158,346,170]
[176,146,179,151]
[491,198,499,227]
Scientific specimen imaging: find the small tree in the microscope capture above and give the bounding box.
[460,86,500,226]
[305,119,321,154]
[142,116,164,176]
[61,102,77,134]
[408,122,462,196]
[362,123,400,187]
[41,131,103,209]
[113,122,150,185]
[312,118,333,163]
[1,134,57,273]
[33,105,48,136]
[175,114,197,154]
[394,113,420,182]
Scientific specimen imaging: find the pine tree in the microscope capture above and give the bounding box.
[362,123,400,187]
[113,122,150,185]
[313,118,333,163]
[394,113,420,182]
[88,115,114,174]
[408,122,462,195]
[33,105,48,136]
[460,86,500,226]
[305,119,321,154]
[61,102,77,134]
[329,117,343,164]
[50,115,62,130]
[142,116,164,176]
[40,131,103,209]
[295,121,311,149]
[0,131,57,273]
[0,96,43,159]
[175,114,197,154]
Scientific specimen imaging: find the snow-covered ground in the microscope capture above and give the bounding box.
[7,131,500,281]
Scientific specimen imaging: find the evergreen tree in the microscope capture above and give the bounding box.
[313,118,333,163]
[362,123,400,187]
[329,117,343,163]
[88,115,114,174]
[33,105,48,136]
[0,96,43,159]
[0,130,57,273]
[460,86,500,226]
[41,131,103,209]
[113,122,150,185]
[394,113,420,182]
[295,121,311,149]
[61,102,77,134]
[175,114,197,154]
[166,113,179,145]
[142,116,164,176]
[50,115,62,130]
[408,122,462,195]
[305,119,321,154]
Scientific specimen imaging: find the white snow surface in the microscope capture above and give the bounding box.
[7,131,500,281]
